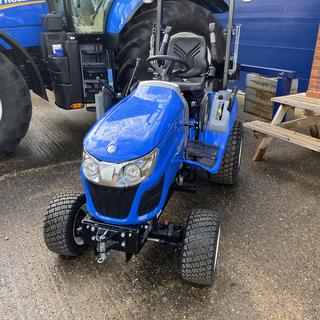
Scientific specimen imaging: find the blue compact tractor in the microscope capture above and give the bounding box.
[43,0,244,285]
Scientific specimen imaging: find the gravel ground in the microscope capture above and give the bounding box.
[0,94,319,320]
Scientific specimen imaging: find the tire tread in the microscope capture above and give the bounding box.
[0,52,32,155]
[180,209,220,285]
[43,191,87,257]
[210,120,243,185]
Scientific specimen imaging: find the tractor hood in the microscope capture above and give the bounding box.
[84,82,186,163]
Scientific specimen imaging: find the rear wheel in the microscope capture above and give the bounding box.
[209,120,243,185]
[115,0,226,93]
[0,52,32,157]
[43,192,88,257]
[180,209,221,285]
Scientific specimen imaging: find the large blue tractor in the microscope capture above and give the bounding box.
[0,0,230,157]
[41,0,245,285]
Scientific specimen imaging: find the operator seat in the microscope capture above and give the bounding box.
[167,34,208,91]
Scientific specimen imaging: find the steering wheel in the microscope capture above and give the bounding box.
[147,55,191,81]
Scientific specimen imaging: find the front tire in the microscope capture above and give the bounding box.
[0,52,32,157]
[43,192,88,257]
[116,0,226,93]
[180,209,221,285]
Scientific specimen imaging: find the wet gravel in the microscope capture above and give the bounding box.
[0,94,319,320]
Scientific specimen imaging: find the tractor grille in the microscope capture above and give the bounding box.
[138,176,164,216]
[87,180,138,219]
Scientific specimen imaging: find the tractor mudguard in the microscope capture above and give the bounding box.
[105,0,229,34]
[0,30,47,100]
[185,92,239,174]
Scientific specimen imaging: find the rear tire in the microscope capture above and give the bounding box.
[43,192,88,257]
[180,209,221,285]
[115,0,226,93]
[209,120,243,185]
[0,52,32,157]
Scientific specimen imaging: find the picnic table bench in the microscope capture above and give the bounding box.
[244,92,320,161]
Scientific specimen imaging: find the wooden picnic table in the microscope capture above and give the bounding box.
[244,92,320,161]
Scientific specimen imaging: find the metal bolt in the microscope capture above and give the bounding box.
[121,232,125,238]
[86,225,90,229]
[121,241,126,247]
[91,226,95,232]
[129,233,132,238]
[91,236,95,241]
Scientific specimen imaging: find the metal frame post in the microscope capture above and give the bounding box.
[155,0,164,54]
[223,0,236,90]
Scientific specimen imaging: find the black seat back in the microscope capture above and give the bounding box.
[167,34,208,78]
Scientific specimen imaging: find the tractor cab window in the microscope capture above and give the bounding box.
[70,0,105,33]
[49,0,66,17]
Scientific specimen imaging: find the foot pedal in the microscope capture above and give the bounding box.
[186,141,218,167]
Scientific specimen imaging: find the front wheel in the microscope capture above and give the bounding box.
[180,209,221,285]
[43,192,88,257]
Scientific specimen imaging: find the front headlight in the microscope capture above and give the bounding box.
[82,148,158,187]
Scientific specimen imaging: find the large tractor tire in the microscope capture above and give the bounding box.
[116,0,226,93]
[0,52,32,157]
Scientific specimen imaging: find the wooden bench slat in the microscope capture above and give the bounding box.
[280,115,320,130]
[271,93,320,112]
[244,120,320,152]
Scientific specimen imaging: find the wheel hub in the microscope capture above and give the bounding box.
[72,206,86,246]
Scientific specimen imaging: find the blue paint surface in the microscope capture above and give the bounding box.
[106,0,141,33]
[218,0,320,92]
[0,1,48,48]
[84,84,185,163]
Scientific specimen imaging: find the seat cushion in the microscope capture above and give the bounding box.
[167,34,208,78]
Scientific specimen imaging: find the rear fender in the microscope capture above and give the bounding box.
[0,30,47,100]
[105,0,228,34]
[185,94,239,174]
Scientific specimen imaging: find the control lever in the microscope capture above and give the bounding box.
[125,58,141,97]
[159,26,172,55]
[227,86,238,113]
[149,23,157,58]
[148,23,157,73]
